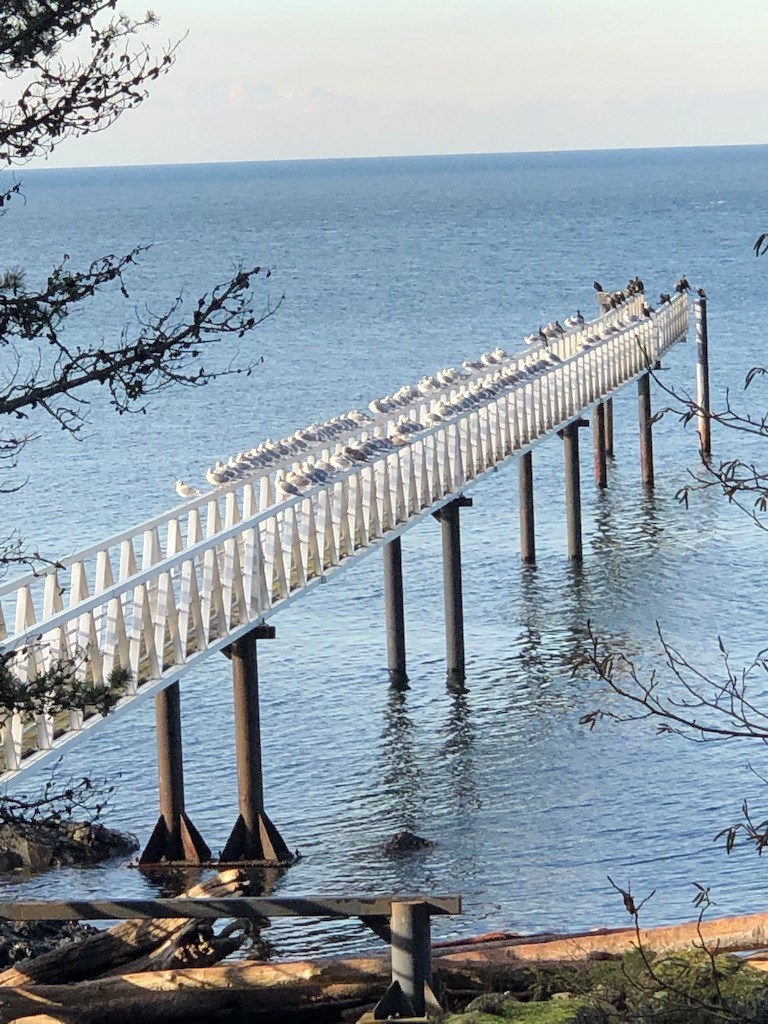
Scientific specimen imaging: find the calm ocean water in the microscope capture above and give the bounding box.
[3,145,768,957]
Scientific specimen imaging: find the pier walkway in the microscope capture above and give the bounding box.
[0,290,690,861]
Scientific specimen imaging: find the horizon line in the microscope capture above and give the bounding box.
[21,139,768,175]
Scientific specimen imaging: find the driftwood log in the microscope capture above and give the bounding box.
[435,909,768,965]
[6,909,768,1023]
[0,870,250,988]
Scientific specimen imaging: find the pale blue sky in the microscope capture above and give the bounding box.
[24,0,768,166]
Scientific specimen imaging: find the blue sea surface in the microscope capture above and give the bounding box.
[2,145,768,956]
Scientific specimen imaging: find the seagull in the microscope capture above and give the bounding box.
[329,453,351,471]
[176,480,202,499]
[343,445,369,463]
[206,466,233,486]
[276,471,302,498]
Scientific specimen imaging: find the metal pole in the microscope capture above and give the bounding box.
[604,397,614,457]
[220,626,292,864]
[593,403,607,488]
[695,297,711,457]
[231,633,264,823]
[434,498,472,683]
[155,682,185,851]
[139,682,211,865]
[383,538,408,685]
[518,451,536,563]
[562,423,583,561]
[389,901,432,1018]
[638,372,654,487]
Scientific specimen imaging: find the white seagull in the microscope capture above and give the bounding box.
[176,480,203,499]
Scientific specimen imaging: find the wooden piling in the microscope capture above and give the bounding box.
[139,682,211,866]
[518,451,536,563]
[604,397,614,457]
[220,626,292,865]
[695,297,711,457]
[593,403,607,488]
[638,372,654,487]
[433,497,472,683]
[562,423,583,561]
[383,538,408,685]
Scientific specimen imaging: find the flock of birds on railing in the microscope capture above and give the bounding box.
[175,278,690,503]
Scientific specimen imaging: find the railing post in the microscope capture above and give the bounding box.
[560,420,587,562]
[433,497,472,684]
[593,403,607,488]
[220,625,293,865]
[518,451,536,563]
[695,297,711,457]
[638,372,654,487]
[139,681,211,866]
[383,537,408,685]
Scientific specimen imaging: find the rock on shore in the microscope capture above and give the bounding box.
[0,819,138,871]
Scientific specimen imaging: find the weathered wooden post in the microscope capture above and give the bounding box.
[383,538,408,685]
[593,403,607,488]
[140,681,211,865]
[604,397,614,457]
[220,625,292,865]
[433,496,473,683]
[638,372,654,487]
[560,420,588,561]
[695,296,711,457]
[518,450,536,563]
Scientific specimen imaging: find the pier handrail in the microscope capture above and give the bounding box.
[0,292,689,783]
[0,295,645,599]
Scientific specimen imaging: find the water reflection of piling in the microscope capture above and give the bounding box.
[441,687,477,811]
[379,687,423,828]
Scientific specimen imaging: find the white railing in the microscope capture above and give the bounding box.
[0,294,689,783]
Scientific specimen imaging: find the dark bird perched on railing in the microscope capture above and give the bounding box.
[627,276,645,295]
[675,275,691,293]
[642,303,655,316]
[659,292,671,304]
[697,287,707,299]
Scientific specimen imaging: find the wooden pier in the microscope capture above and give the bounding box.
[0,288,692,865]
